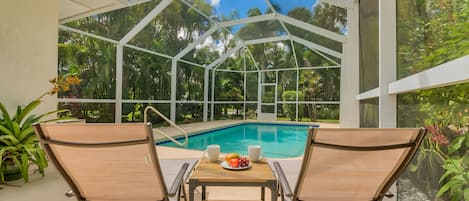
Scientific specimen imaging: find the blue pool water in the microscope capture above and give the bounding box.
[158,123,315,158]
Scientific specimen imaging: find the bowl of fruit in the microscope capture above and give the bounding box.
[220,153,251,170]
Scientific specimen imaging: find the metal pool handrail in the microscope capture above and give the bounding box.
[144,106,188,146]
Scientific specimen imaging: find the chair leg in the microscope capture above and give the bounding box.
[179,185,183,201]
[279,186,285,201]
[202,186,207,200]
[182,183,188,201]
[261,186,265,201]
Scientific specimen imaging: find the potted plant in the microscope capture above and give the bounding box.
[0,75,80,183]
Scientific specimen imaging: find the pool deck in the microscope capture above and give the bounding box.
[0,120,338,201]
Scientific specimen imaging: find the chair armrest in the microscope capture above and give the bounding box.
[168,163,190,197]
[273,161,293,198]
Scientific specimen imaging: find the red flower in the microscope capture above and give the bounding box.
[431,134,449,145]
[426,125,439,135]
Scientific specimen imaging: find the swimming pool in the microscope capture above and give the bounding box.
[158,123,316,158]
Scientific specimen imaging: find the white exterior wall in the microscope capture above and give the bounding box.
[0,0,58,115]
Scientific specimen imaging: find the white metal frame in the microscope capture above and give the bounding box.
[119,0,173,44]
[378,0,397,128]
[388,55,469,94]
[56,3,469,174]
[339,0,360,128]
[115,45,124,122]
[319,0,356,9]
[58,0,353,125]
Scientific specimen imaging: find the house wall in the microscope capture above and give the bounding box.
[0,0,58,115]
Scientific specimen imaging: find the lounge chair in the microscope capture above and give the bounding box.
[33,123,197,201]
[271,128,426,201]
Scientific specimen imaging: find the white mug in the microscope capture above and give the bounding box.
[204,144,220,162]
[248,145,262,162]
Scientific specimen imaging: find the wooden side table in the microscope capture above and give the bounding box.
[188,158,278,201]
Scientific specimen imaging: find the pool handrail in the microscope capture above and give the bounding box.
[144,106,188,146]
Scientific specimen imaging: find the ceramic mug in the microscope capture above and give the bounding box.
[204,144,220,162]
[248,145,262,162]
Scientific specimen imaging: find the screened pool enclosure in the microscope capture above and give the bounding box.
[58,0,357,126]
[14,0,468,200]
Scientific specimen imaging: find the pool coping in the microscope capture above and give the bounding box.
[154,120,319,145]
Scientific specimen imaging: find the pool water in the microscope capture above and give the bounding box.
[158,123,314,158]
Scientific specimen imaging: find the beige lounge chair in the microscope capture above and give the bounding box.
[33,123,197,201]
[272,128,426,201]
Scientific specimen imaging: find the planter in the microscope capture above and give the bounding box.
[2,160,23,182]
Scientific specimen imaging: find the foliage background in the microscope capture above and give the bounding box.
[396,0,469,200]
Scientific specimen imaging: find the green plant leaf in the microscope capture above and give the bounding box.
[451,175,465,183]
[10,156,26,183]
[14,100,41,125]
[437,180,455,197]
[30,148,48,177]
[449,136,465,154]
[440,170,454,183]
[0,138,13,146]
[15,106,22,121]
[17,127,34,142]
[21,145,46,177]
[443,160,461,175]
[0,102,11,122]
[37,148,48,169]
[464,188,469,201]
[449,186,463,201]
[408,164,418,172]
[20,152,29,182]
[20,115,38,131]
[465,135,469,148]
[0,135,19,145]
[12,122,20,137]
[437,183,450,197]
[21,135,38,146]
[0,125,15,137]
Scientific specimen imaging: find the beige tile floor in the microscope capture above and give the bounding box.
[0,120,338,201]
